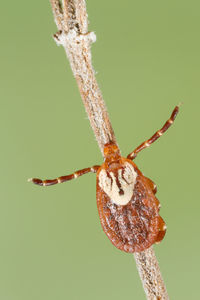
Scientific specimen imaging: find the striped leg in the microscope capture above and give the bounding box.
[28,165,100,186]
[127,105,180,160]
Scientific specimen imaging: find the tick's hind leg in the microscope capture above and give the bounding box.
[145,176,157,194]
[29,165,100,186]
[127,105,180,160]
[155,216,166,244]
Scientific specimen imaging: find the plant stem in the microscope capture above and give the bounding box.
[51,0,117,154]
[49,1,169,299]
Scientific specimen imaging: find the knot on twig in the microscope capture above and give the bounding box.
[53,29,96,47]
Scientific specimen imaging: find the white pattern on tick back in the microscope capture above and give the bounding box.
[98,162,137,206]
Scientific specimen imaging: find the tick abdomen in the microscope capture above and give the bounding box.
[97,158,162,252]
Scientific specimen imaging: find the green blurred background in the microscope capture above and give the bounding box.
[0,0,199,299]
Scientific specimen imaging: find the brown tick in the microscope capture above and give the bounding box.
[29,105,179,252]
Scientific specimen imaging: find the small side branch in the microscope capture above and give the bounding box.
[49,1,169,299]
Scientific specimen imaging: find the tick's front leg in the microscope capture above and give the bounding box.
[29,165,100,186]
[127,105,180,160]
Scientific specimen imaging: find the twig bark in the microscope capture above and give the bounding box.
[49,1,169,299]
[134,247,168,299]
[50,0,116,154]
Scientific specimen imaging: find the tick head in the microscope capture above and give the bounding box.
[104,142,120,163]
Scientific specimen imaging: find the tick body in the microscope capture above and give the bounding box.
[30,106,179,253]
[96,147,165,252]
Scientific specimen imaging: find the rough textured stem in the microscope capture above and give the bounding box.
[50,0,116,154]
[134,247,168,300]
[49,1,169,299]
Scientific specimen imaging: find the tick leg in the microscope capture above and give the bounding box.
[145,177,157,194]
[29,165,100,186]
[127,105,180,160]
[155,216,166,244]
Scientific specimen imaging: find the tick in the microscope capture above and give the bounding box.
[29,105,179,252]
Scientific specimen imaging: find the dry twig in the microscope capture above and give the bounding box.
[49,1,169,299]
[50,0,116,154]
